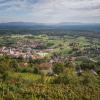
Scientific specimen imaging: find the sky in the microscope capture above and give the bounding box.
[0,0,100,24]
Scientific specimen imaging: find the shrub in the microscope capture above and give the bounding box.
[53,62,65,74]
[53,68,79,85]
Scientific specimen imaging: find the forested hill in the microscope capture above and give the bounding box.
[0,22,100,31]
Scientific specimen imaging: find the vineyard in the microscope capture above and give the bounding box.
[0,67,100,100]
[0,82,100,100]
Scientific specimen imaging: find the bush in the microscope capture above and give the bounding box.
[53,68,79,85]
[18,67,34,73]
[81,71,98,86]
[53,62,65,74]
[0,64,7,74]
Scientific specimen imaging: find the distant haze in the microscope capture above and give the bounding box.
[0,22,100,31]
[0,0,100,24]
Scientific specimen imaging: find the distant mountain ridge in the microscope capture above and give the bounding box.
[0,22,100,31]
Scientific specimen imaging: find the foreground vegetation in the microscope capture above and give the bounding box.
[0,55,100,100]
[0,82,99,100]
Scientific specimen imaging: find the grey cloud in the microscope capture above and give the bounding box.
[73,4,100,10]
[0,0,40,8]
[0,0,100,23]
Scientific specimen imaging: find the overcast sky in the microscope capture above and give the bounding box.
[0,0,100,24]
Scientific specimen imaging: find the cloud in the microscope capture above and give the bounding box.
[0,0,100,23]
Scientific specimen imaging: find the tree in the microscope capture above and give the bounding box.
[0,64,7,74]
[53,68,79,85]
[10,59,19,71]
[81,71,98,86]
[80,61,96,70]
[53,62,65,74]
[33,66,39,74]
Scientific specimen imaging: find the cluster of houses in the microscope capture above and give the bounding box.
[69,43,100,57]
[16,39,45,49]
[0,40,99,76]
[0,46,50,60]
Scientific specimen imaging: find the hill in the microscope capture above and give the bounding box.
[0,22,100,31]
